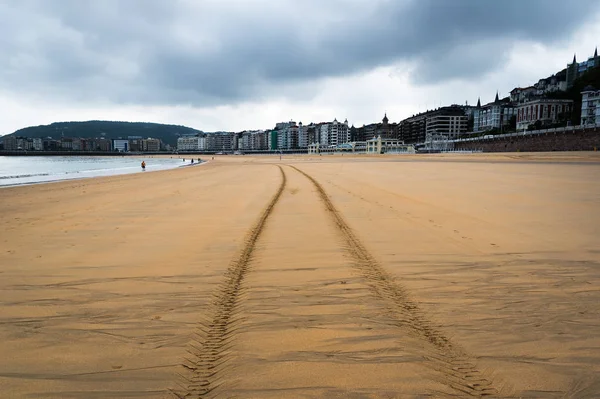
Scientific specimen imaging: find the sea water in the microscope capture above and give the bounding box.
[0,156,191,187]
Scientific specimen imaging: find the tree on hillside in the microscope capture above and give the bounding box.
[547,66,600,125]
[508,115,517,131]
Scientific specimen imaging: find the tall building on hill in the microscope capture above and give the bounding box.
[567,48,599,88]
[473,98,482,132]
[510,86,537,103]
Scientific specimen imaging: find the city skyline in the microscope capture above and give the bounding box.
[1,1,600,135]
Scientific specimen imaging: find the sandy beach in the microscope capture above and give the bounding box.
[1,153,599,398]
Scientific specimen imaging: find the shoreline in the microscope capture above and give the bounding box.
[0,157,208,189]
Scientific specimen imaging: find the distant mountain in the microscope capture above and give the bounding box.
[3,120,203,146]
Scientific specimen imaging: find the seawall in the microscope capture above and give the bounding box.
[455,127,600,153]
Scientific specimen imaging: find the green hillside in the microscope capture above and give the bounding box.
[4,121,203,146]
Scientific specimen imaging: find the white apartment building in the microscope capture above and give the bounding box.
[113,139,129,152]
[319,119,349,146]
[177,136,205,151]
[32,138,43,151]
[319,123,329,146]
[581,86,600,126]
[480,104,516,131]
[474,94,516,132]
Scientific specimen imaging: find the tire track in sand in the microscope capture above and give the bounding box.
[288,165,505,398]
[171,165,286,399]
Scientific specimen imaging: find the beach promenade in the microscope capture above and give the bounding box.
[1,153,599,398]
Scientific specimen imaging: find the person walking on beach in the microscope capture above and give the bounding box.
[141,161,146,171]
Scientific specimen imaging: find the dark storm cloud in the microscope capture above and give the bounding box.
[0,0,597,106]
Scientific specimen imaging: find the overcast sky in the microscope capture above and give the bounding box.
[1,0,599,135]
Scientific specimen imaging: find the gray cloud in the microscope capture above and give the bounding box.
[0,0,598,106]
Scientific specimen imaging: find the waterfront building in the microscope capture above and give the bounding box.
[366,136,413,154]
[112,139,129,152]
[142,138,161,152]
[32,138,43,151]
[6,137,44,151]
[60,138,73,150]
[398,113,427,144]
[298,122,308,148]
[363,123,378,141]
[474,92,516,132]
[177,136,207,151]
[128,138,143,152]
[378,114,391,139]
[299,122,323,149]
[300,123,319,148]
[399,106,467,143]
[268,129,278,150]
[315,118,349,147]
[424,105,468,142]
[282,124,299,149]
[94,138,112,152]
[72,138,83,151]
[2,136,19,150]
[43,138,61,151]
[269,121,297,150]
[238,130,268,151]
[581,86,600,126]
[516,99,573,131]
[329,118,349,146]
[238,131,252,151]
[205,132,234,152]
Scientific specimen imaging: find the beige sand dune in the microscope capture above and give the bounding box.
[1,153,599,398]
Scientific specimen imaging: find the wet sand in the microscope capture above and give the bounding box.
[1,153,599,398]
